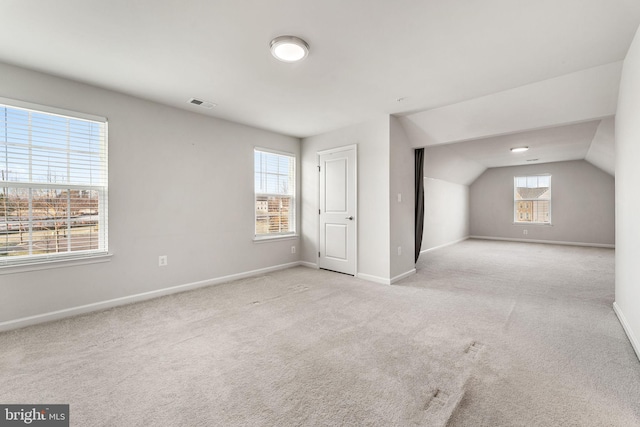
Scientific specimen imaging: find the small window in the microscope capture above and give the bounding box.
[254,148,295,238]
[514,175,551,224]
[0,99,108,267]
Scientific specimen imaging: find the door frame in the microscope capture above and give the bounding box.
[317,144,358,275]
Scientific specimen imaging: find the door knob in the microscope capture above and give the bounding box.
[346,216,354,220]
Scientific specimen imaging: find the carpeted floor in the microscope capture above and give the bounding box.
[403,240,640,426]
[0,239,639,426]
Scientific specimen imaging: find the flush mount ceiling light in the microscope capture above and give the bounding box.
[510,147,529,153]
[270,36,309,63]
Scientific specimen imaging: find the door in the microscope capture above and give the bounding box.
[318,145,357,275]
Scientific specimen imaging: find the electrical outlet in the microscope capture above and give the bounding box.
[159,255,167,267]
[398,246,402,256]
[523,229,528,235]
[291,246,296,254]
[397,193,402,203]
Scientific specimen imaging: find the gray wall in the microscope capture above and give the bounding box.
[422,178,469,252]
[470,160,614,246]
[615,26,640,358]
[300,115,416,284]
[0,62,300,325]
[389,116,416,280]
[419,144,474,254]
[301,116,392,283]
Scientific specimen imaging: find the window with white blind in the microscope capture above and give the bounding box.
[514,175,551,224]
[0,98,108,267]
[254,148,295,238]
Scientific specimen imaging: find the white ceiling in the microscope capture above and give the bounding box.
[422,119,616,185]
[446,120,604,168]
[0,0,638,170]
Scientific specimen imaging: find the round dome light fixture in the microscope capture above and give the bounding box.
[270,36,309,63]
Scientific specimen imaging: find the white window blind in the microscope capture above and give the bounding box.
[514,175,551,224]
[0,99,108,266]
[254,148,295,237]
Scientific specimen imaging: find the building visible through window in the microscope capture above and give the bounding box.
[254,149,295,237]
[514,175,551,224]
[0,99,108,266]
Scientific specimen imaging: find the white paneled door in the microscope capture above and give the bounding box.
[318,146,356,275]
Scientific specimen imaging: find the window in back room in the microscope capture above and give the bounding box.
[514,175,551,224]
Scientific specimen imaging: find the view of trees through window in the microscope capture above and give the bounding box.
[1,188,100,256]
[254,149,295,236]
[1,102,107,261]
[514,175,551,223]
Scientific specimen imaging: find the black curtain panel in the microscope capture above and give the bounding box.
[415,148,425,263]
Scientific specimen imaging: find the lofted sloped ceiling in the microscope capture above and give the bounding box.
[445,121,604,169]
[400,58,619,182]
[398,63,621,147]
[422,118,615,186]
[585,117,615,176]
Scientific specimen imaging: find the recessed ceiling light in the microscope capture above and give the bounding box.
[510,147,529,153]
[270,36,309,63]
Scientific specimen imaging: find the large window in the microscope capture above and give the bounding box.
[514,175,551,224]
[254,148,295,238]
[0,98,108,266]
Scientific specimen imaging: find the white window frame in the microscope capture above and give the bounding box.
[513,175,551,225]
[0,97,109,270]
[254,147,296,240]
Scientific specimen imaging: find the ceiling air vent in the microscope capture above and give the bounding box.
[188,98,217,109]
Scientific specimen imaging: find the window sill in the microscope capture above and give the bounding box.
[512,222,552,226]
[253,234,299,243]
[0,253,113,275]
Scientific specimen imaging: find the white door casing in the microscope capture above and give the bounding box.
[318,145,357,275]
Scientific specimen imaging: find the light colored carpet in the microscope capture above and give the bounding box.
[0,239,639,426]
[402,239,640,426]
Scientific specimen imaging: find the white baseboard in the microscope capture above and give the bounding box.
[391,268,416,284]
[299,261,318,269]
[357,268,417,285]
[356,273,391,285]
[420,237,469,254]
[613,302,640,362]
[469,235,615,249]
[0,261,302,333]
